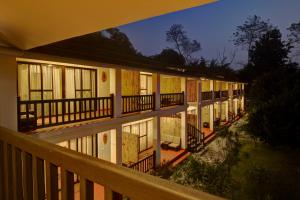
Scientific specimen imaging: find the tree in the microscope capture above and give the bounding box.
[166,24,201,65]
[245,28,300,147]
[151,48,185,66]
[288,21,300,44]
[249,28,291,76]
[233,15,272,62]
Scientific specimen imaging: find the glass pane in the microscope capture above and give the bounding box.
[132,124,139,135]
[18,63,29,100]
[30,64,41,90]
[76,91,82,98]
[75,69,81,90]
[140,122,146,136]
[43,91,53,100]
[83,91,91,98]
[123,126,130,133]
[147,76,152,94]
[140,75,146,90]
[82,69,91,90]
[30,91,42,100]
[65,68,75,98]
[53,66,62,99]
[91,71,96,97]
[140,136,147,152]
[147,121,153,147]
[42,65,53,90]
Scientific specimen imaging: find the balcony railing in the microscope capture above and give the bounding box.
[233,90,238,97]
[122,94,155,114]
[221,91,228,98]
[0,127,223,200]
[187,123,204,153]
[214,91,221,99]
[201,91,213,101]
[126,152,156,173]
[17,95,114,132]
[160,92,184,108]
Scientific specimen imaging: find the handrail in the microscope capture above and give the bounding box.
[160,92,184,108]
[127,151,156,173]
[201,91,213,101]
[187,123,204,153]
[122,93,154,114]
[17,95,114,132]
[0,127,223,200]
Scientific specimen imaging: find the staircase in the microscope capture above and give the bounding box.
[187,123,204,153]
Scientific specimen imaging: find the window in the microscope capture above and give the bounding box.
[122,119,153,152]
[140,73,152,95]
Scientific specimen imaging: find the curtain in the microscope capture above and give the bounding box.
[30,64,41,100]
[18,64,29,101]
[65,68,75,99]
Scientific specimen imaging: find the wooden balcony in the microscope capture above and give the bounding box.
[201,91,213,101]
[122,94,154,114]
[17,96,114,132]
[233,90,238,97]
[160,92,184,108]
[221,91,228,98]
[187,123,204,152]
[125,151,156,173]
[0,127,223,200]
[214,91,221,99]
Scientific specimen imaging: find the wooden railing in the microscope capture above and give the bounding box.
[214,91,221,99]
[201,91,213,101]
[17,95,114,132]
[0,127,223,200]
[187,123,204,153]
[127,151,156,173]
[233,90,238,97]
[221,91,228,98]
[160,92,184,108]
[122,94,154,114]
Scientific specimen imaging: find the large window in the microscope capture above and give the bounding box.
[18,62,97,100]
[140,73,152,95]
[18,63,62,100]
[123,119,153,152]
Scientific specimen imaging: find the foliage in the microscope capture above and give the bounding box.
[151,48,186,66]
[288,21,300,44]
[166,24,201,64]
[233,15,272,61]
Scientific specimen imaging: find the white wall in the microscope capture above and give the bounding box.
[0,54,17,131]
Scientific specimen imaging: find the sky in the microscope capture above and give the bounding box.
[119,0,300,69]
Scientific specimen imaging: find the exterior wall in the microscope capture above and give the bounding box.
[0,54,18,131]
[187,80,197,102]
[160,76,181,93]
[121,69,140,95]
[201,80,210,92]
[160,116,181,137]
[98,67,110,97]
[122,132,139,163]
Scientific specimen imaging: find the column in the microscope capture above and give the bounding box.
[181,77,187,105]
[209,104,214,131]
[152,73,160,111]
[225,101,229,121]
[0,54,18,131]
[153,116,161,167]
[180,111,187,149]
[110,68,122,118]
[218,81,222,119]
[197,80,202,131]
[111,124,122,165]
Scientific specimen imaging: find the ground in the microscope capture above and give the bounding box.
[159,116,300,200]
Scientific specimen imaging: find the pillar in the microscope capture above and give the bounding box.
[181,77,187,105]
[153,116,161,167]
[209,104,214,131]
[0,53,18,131]
[152,73,160,111]
[110,68,122,118]
[111,124,122,165]
[180,111,187,149]
[197,80,202,131]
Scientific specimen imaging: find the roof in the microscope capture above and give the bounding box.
[0,0,216,49]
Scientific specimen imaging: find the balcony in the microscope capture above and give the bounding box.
[17,96,114,132]
[214,91,221,100]
[233,90,238,97]
[0,127,222,200]
[201,91,213,101]
[122,94,155,114]
[221,91,228,98]
[160,92,184,108]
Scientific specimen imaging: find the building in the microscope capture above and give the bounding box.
[0,0,244,199]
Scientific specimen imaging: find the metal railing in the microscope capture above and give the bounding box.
[160,92,184,108]
[122,94,154,114]
[17,95,114,132]
[0,127,223,200]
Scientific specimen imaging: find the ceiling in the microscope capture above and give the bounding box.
[0,0,216,50]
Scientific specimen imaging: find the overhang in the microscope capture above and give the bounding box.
[0,0,216,50]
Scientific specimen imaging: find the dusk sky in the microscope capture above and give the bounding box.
[119,0,300,69]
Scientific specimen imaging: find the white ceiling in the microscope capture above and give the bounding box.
[0,0,216,50]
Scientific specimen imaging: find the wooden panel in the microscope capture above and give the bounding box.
[61,167,74,200]
[14,148,24,200]
[0,140,4,200]
[46,161,59,200]
[7,144,13,200]
[80,178,94,200]
[22,152,33,200]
